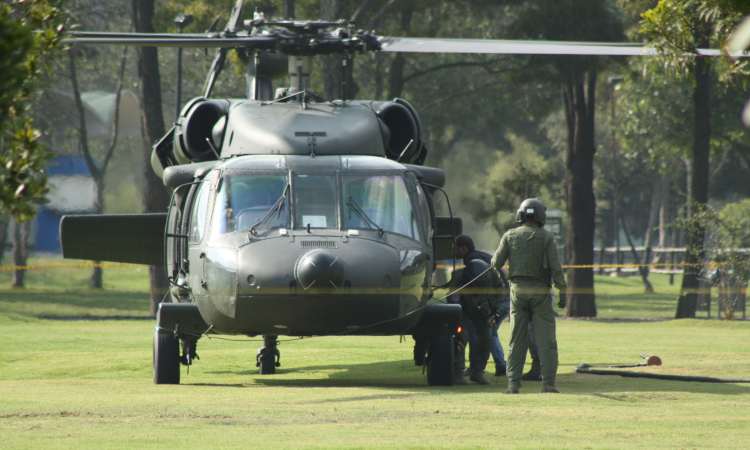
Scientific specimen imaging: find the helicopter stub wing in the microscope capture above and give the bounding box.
[60,214,166,266]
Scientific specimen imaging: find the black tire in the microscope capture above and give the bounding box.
[258,350,276,375]
[426,334,454,386]
[153,331,180,384]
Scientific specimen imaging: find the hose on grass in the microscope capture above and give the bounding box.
[575,364,750,383]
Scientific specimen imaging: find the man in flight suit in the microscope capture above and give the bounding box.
[491,199,567,394]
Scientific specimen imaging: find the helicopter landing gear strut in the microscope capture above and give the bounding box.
[256,335,280,374]
[180,339,199,367]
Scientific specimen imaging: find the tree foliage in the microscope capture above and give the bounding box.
[639,0,750,318]
[641,0,750,84]
[676,201,750,320]
[0,0,67,222]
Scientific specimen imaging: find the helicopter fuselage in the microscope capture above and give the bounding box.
[61,93,462,384]
[171,154,433,337]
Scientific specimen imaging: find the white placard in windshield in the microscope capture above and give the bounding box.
[302,216,326,227]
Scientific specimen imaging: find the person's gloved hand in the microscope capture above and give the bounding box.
[557,288,567,309]
[488,308,501,327]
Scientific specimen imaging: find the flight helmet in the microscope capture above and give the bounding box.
[516,198,546,227]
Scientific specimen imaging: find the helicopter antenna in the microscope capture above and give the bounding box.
[395,139,414,162]
[205,137,220,159]
[297,58,304,103]
[341,55,347,102]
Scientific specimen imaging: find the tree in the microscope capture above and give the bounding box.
[133,0,172,315]
[641,0,750,318]
[68,45,129,288]
[507,0,624,317]
[676,201,750,320]
[0,1,66,222]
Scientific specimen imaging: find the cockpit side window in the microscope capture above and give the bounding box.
[210,174,289,240]
[416,183,432,243]
[342,175,421,241]
[188,181,210,244]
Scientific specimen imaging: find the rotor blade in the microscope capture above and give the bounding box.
[226,0,244,33]
[61,36,276,49]
[378,37,739,57]
[203,48,227,98]
[68,31,217,39]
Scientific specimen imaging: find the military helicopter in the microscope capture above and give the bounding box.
[58,1,728,386]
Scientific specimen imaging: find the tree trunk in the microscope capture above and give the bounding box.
[388,54,407,99]
[133,0,171,316]
[641,175,659,270]
[321,0,344,100]
[598,191,615,275]
[12,220,29,288]
[69,50,112,289]
[676,57,711,319]
[386,6,413,100]
[283,0,295,19]
[617,198,654,293]
[0,217,8,264]
[90,172,104,289]
[562,72,597,317]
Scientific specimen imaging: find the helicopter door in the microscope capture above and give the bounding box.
[165,183,192,283]
[186,180,211,296]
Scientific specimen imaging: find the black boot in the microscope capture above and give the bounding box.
[521,357,541,381]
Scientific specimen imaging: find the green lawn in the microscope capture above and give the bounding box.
[0,257,748,449]
[0,257,151,319]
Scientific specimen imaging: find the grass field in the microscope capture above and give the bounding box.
[1,257,749,449]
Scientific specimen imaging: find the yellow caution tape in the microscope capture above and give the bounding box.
[0,261,713,271]
[0,262,140,271]
[437,262,707,269]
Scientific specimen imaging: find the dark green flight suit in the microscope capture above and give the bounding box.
[491,223,566,387]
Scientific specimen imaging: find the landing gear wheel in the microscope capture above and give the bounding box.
[256,335,280,375]
[426,334,454,386]
[258,351,276,374]
[153,331,180,385]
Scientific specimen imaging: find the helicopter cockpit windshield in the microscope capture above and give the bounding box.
[211,174,290,239]
[342,175,421,241]
[209,171,423,241]
[293,174,338,229]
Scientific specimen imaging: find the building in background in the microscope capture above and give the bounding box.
[0,89,142,257]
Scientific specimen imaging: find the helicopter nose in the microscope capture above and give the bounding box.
[295,250,345,291]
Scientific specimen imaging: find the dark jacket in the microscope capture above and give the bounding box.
[464,249,509,291]
[464,249,492,265]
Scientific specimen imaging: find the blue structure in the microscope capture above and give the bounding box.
[35,156,97,253]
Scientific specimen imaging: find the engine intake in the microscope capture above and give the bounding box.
[174,99,230,163]
[375,98,425,164]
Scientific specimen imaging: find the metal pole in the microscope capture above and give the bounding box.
[608,76,623,273]
[176,44,183,119]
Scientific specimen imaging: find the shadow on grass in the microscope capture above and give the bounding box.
[204,360,428,389]
[0,291,151,318]
[199,359,750,397]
